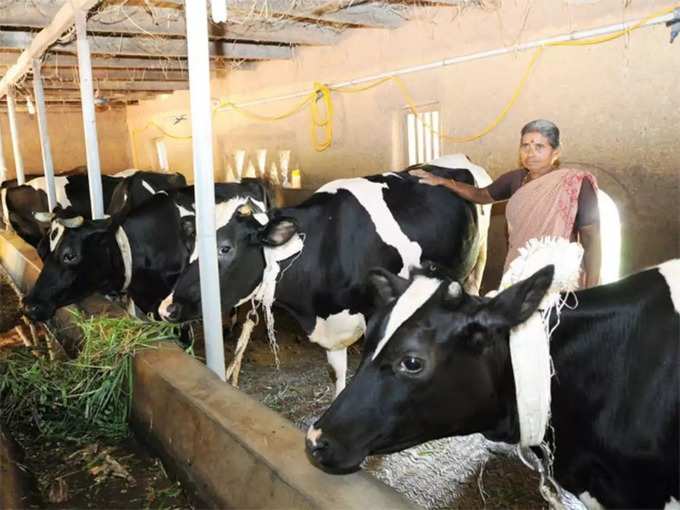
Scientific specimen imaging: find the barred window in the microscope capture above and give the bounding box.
[406,109,440,166]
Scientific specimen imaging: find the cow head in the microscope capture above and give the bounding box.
[158,197,296,322]
[23,212,121,322]
[305,264,554,474]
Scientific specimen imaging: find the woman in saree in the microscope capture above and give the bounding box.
[411,119,601,288]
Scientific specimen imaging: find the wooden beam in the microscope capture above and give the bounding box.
[0,105,132,113]
[315,2,406,28]
[159,0,406,28]
[1,3,341,46]
[13,92,161,102]
[0,31,293,61]
[35,68,189,82]
[25,80,189,92]
[0,52,206,70]
[310,0,372,16]
[0,0,100,98]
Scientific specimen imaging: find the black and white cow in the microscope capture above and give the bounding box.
[305,261,680,509]
[1,171,186,249]
[159,155,492,396]
[22,180,268,322]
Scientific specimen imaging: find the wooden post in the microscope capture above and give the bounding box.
[32,59,57,211]
[73,6,104,219]
[6,89,25,184]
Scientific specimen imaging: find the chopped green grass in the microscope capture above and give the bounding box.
[0,310,180,440]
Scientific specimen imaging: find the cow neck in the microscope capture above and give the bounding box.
[495,237,583,449]
[113,225,133,291]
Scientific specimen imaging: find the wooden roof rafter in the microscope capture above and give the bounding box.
[0,0,101,99]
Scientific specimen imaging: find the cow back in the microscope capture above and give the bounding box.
[548,267,679,506]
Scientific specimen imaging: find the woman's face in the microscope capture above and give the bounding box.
[519,131,560,174]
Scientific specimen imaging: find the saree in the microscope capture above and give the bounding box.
[504,167,598,275]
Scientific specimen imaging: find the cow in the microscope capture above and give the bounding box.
[22,180,269,323]
[158,155,492,396]
[1,171,186,249]
[304,261,680,509]
[0,165,86,188]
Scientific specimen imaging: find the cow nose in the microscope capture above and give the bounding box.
[306,436,330,462]
[23,302,42,322]
[165,303,181,322]
[305,426,330,461]
[63,247,77,264]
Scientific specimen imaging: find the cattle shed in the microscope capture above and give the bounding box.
[0,0,679,509]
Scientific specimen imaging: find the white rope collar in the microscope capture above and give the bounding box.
[237,233,305,368]
[493,237,583,447]
[114,226,133,291]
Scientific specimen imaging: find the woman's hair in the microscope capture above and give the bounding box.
[521,119,560,149]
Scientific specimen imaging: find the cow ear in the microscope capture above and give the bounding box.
[368,268,410,307]
[487,265,555,328]
[108,177,133,218]
[258,217,297,246]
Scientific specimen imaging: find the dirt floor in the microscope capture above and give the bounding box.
[216,310,587,510]
[0,269,196,510]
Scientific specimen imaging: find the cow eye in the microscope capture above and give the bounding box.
[218,245,231,255]
[398,356,424,374]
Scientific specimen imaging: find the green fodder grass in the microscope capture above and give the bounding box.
[0,311,179,440]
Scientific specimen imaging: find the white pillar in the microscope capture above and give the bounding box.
[32,59,57,211]
[74,7,104,219]
[6,89,25,185]
[185,0,226,380]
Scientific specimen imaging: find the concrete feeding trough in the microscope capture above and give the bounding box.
[0,231,417,509]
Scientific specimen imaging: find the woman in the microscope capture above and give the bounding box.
[411,119,601,288]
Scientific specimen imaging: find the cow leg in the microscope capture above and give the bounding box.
[326,348,348,398]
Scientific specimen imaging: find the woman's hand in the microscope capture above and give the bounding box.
[409,169,445,186]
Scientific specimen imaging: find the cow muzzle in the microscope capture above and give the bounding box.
[22,299,54,323]
[304,425,362,475]
[163,303,182,322]
[158,293,182,322]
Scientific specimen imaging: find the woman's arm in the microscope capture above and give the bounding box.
[580,223,601,288]
[409,169,495,204]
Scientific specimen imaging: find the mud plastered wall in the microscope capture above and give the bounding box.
[0,107,133,177]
